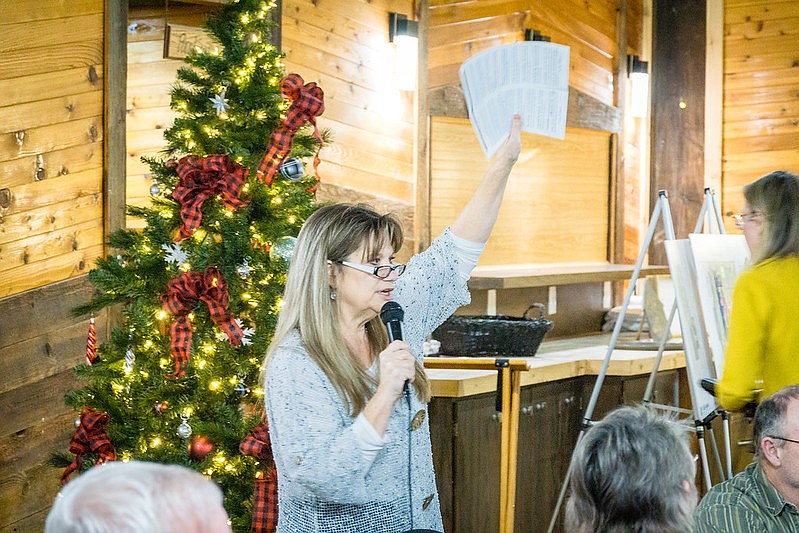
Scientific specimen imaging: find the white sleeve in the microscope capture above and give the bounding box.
[351,413,388,468]
[450,231,485,280]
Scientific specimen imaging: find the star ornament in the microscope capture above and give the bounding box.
[209,89,230,116]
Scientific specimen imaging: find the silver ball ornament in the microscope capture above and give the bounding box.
[176,417,193,439]
[269,236,297,264]
[280,157,304,182]
[149,180,161,196]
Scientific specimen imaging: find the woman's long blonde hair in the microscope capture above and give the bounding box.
[263,204,429,416]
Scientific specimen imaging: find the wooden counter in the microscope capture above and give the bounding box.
[426,336,686,397]
[427,335,687,532]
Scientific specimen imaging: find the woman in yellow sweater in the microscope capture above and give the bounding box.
[717,170,799,410]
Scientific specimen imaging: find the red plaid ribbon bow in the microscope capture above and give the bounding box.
[61,407,117,485]
[240,423,278,533]
[160,266,243,378]
[170,154,250,241]
[256,74,325,188]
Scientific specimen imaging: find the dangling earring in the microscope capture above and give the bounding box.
[330,291,337,301]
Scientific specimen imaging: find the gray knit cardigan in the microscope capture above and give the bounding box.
[264,229,469,532]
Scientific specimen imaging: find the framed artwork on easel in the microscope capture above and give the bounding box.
[688,234,751,377]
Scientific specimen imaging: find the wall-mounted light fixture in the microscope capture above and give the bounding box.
[389,12,418,91]
[389,12,418,43]
[524,29,551,42]
[627,55,650,118]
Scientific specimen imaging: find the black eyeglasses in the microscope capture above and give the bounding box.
[769,435,799,445]
[337,260,406,279]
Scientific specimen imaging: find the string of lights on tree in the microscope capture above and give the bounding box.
[53,1,326,531]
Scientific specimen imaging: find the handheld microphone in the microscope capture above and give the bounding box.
[380,301,404,342]
[380,301,409,394]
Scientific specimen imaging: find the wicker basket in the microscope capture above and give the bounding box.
[431,303,553,357]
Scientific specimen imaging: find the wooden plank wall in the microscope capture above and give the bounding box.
[431,119,611,265]
[0,277,109,531]
[282,0,416,204]
[126,1,417,225]
[127,5,215,229]
[0,1,108,529]
[0,0,106,298]
[723,0,799,215]
[428,0,644,105]
[428,0,644,266]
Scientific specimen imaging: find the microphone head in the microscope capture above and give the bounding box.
[380,301,404,324]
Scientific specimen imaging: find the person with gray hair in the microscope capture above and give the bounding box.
[45,460,232,533]
[693,384,799,531]
[565,405,697,533]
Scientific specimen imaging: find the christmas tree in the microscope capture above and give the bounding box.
[54,1,324,530]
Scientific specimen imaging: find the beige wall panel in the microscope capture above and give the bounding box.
[429,0,529,25]
[430,117,609,266]
[722,0,799,219]
[428,0,622,104]
[0,194,102,246]
[0,92,103,136]
[0,0,102,24]
[0,244,103,298]
[283,0,415,203]
[428,12,527,48]
[0,220,103,274]
[0,13,103,53]
[125,11,192,225]
[0,0,104,299]
[4,168,101,214]
[0,117,102,163]
[1,143,101,189]
[725,84,799,107]
[127,59,183,88]
[0,66,102,108]
[0,41,104,80]
[725,0,799,24]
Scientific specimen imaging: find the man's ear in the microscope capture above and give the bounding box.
[761,436,783,468]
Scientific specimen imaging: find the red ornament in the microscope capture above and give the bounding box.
[85,316,97,365]
[189,436,214,462]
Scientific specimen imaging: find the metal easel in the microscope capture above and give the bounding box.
[547,188,731,533]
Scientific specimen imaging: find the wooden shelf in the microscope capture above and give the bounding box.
[467,263,670,290]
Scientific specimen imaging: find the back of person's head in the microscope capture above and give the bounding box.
[45,460,231,533]
[565,405,696,533]
[744,170,799,262]
[754,384,799,460]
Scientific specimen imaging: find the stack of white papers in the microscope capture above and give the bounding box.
[459,41,571,158]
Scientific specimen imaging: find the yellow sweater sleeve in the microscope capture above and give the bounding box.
[717,269,767,410]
